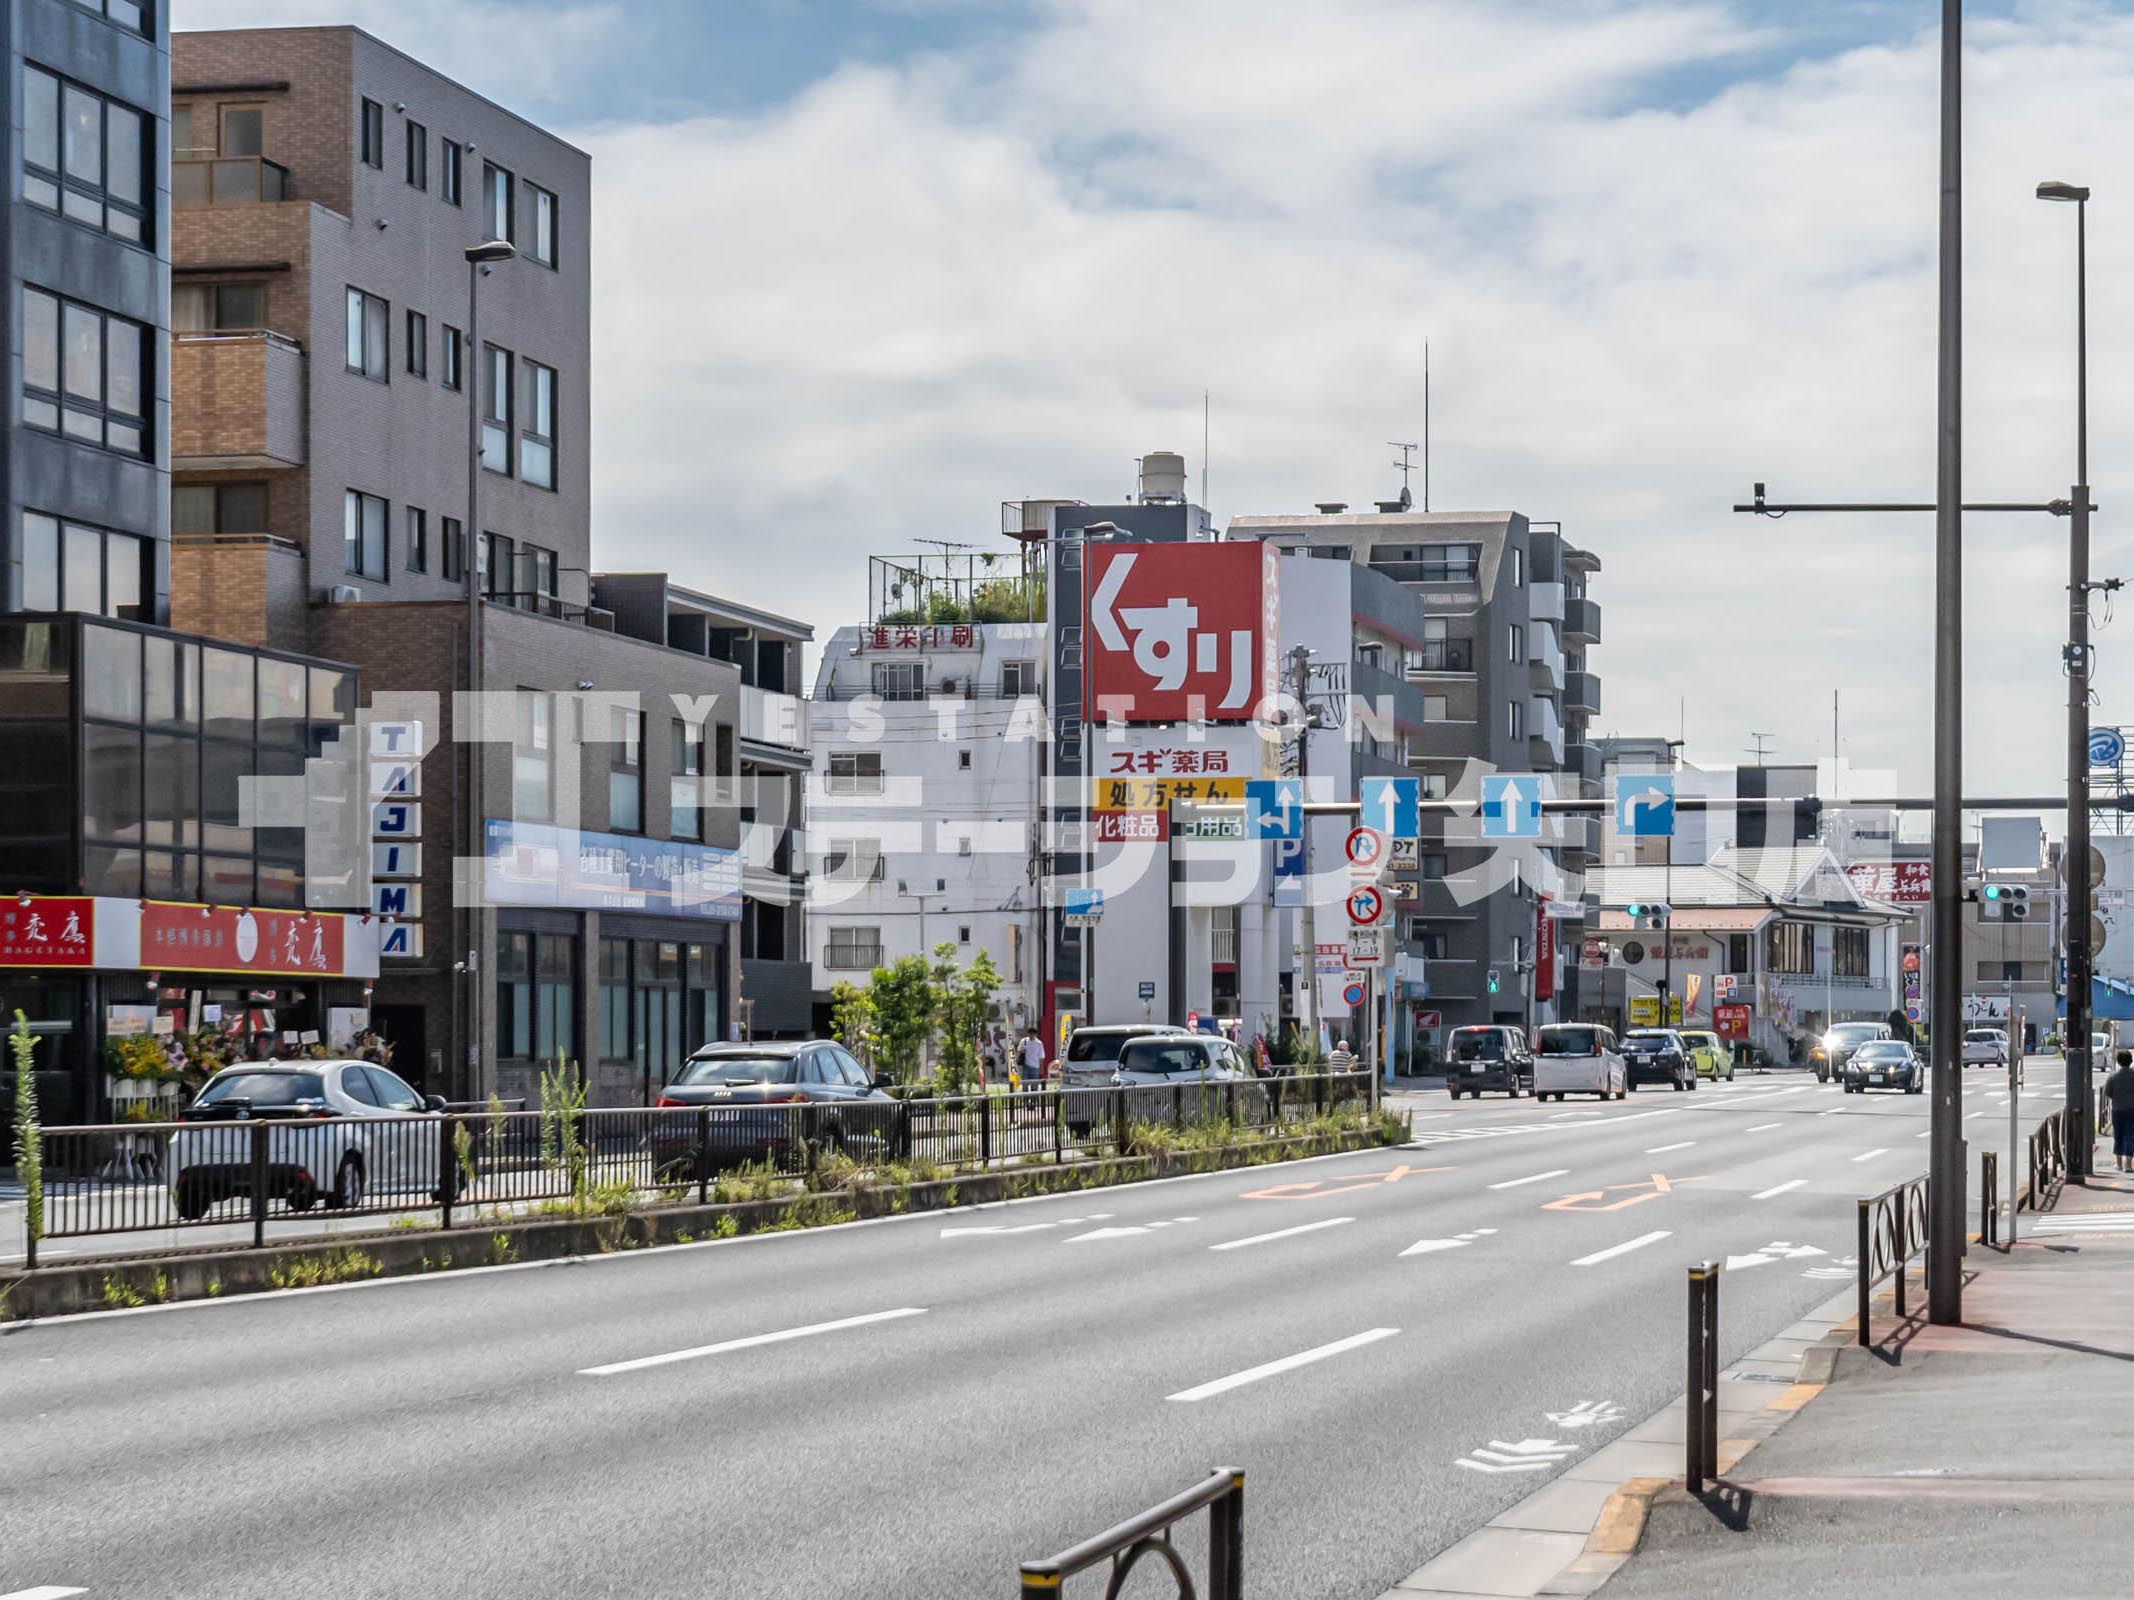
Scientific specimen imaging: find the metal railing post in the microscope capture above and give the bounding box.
[1113,1085,1127,1154]
[1893,1186,1909,1321]
[1980,1150,1996,1248]
[696,1105,712,1205]
[979,1093,992,1168]
[1856,1198,1872,1347]
[440,1114,457,1230]
[1052,1089,1063,1164]
[1686,1262,1718,1494]
[250,1118,268,1251]
[1209,1469,1245,1600]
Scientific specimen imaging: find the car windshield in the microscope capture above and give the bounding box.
[1623,1032,1674,1051]
[1452,1031,1508,1061]
[196,1071,326,1107]
[679,1055,798,1086]
[1067,1032,1138,1063]
[1118,1041,1205,1075]
[1536,1027,1602,1056]
[1856,1042,1909,1060]
[1965,1031,2000,1043]
[1829,1024,1885,1044]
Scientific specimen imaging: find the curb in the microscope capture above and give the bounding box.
[1,1123,1397,1322]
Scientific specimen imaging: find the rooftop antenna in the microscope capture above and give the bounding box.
[1746,730,1776,766]
[1202,390,1210,514]
[1390,440,1419,512]
[1424,339,1431,512]
[912,538,976,555]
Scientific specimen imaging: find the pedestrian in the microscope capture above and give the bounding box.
[1328,1036,1356,1072]
[1018,1027,1048,1084]
[2105,1050,2134,1174]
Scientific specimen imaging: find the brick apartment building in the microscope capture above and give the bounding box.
[163,27,809,1104]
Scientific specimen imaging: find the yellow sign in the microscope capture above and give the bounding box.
[1629,995,1684,1026]
[1090,776,1249,811]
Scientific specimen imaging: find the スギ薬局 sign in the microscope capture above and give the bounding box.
[1084,542,1279,723]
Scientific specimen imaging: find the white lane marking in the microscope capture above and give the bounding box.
[1064,1217,1198,1243]
[1746,1122,1783,1132]
[1456,1437,1577,1473]
[578,1307,926,1377]
[1,1589,90,1599]
[1753,1179,1808,1199]
[1646,1141,1696,1154]
[1209,1216,1354,1252]
[1915,1130,1932,1138]
[1570,1230,1672,1267]
[1401,1227,1497,1257]
[1489,1168,1571,1190]
[1726,1241,1828,1270]
[1167,1327,1400,1402]
[1852,1148,1891,1163]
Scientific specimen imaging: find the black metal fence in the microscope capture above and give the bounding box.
[20,1071,1374,1266]
[1019,1468,1244,1599]
[1685,1261,1721,1494]
[1856,1173,1930,1346]
[2026,1108,2071,1210]
[1980,1150,2001,1249]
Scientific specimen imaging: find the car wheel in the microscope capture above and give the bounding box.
[435,1164,464,1205]
[1626,1079,1638,1093]
[1449,1088,1462,1101]
[287,1181,319,1213]
[174,1174,211,1222]
[332,1155,366,1210]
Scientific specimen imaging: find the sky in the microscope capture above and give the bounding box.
[172,0,2134,802]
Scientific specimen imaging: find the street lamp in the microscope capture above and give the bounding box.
[2036,179,2097,1178]
[459,238,515,1099]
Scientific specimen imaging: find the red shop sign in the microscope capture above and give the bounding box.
[1084,541,1278,723]
[1714,1003,1753,1042]
[138,902,347,977]
[0,897,95,966]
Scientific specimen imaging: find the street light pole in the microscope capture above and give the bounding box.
[2039,179,2095,1180]
[459,239,514,1101]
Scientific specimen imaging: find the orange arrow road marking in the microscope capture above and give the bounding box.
[1240,1164,1451,1200]
[1542,1173,1710,1212]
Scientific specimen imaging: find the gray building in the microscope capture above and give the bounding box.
[1229,507,1604,1044]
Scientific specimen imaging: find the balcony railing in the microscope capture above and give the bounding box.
[1405,640,1474,675]
[173,154,290,208]
[823,942,886,972]
[1565,670,1601,715]
[172,331,305,468]
[742,685,808,749]
[1565,595,1603,643]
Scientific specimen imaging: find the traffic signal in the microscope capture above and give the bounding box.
[1981,883,2007,922]
[2005,885,2031,922]
[1486,967,1502,996]
[1624,901,1672,930]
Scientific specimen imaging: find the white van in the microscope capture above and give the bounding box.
[1532,1023,1627,1103]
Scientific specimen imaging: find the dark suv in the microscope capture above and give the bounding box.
[1447,1026,1535,1099]
[650,1041,899,1172]
[1621,1029,1697,1092]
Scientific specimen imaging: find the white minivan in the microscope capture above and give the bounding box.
[1532,1023,1627,1103]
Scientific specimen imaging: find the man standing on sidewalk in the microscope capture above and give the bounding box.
[2105,1050,2134,1173]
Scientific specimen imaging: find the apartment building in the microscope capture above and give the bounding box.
[160,28,755,1104]
[0,4,386,1123]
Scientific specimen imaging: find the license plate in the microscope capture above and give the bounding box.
[1870,1075,1884,1085]
[1468,1064,1485,1074]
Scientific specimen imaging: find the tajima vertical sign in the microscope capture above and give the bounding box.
[1083,542,1279,723]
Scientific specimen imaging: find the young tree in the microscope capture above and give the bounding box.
[11,1011,42,1250]
[928,943,1001,1095]
[829,981,879,1064]
[868,957,935,1083]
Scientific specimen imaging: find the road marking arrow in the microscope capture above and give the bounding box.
[1455,1437,1577,1473]
[1545,1400,1625,1430]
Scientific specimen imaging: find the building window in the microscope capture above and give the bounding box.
[1410,617,1473,674]
[514,691,551,822]
[405,507,428,574]
[825,926,884,971]
[1414,769,1450,800]
[958,926,972,944]
[173,282,266,330]
[824,838,884,883]
[405,310,427,378]
[605,707,644,834]
[360,97,384,169]
[1403,921,1450,959]
[1420,853,1449,880]
[1766,920,1815,975]
[522,544,558,610]
[1002,659,1038,697]
[441,139,463,205]
[441,324,463,390]
[479,532,514,600]
[529,183,557,267]
[404,119,427,189]
[19,512,147,619]
[871,661,925,701]
[522,361,556,489]
[1508,700,1525,741]
[345,287,388,380]
[1834,926,1870,980]
[958,750,972,770]
[22,67,149,243]
[498,930,577,1062]
[67,0,148,32]
[715,724,736,803]
[828,751,884,797]
[1415,544,1480,583]
[1423,694,1450,722]
[483,160,514,241]
[342,490,388,581]
[22,288,148,456]
[671,720,705,842]
[482,345,514,473]
[1510,546,1525,588]
[1506,624,1525,664]
[441,516,463,582]
[172,482,268,537]
[219,104,262,156]
[1726,933,1752,974]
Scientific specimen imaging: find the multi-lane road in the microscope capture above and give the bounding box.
[1,1065,2075,1600]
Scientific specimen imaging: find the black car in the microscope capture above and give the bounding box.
[1620,1029,1697,1092]
[1447,1026,1535,1099]
[650,1041,901,1173]
[1843,1039,1923,1094]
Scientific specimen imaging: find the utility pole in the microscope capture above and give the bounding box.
[1291,645,1320,1052]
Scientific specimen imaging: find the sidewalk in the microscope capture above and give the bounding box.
[1601,1170,2134,1600]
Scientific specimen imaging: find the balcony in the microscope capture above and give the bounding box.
[173,155,290,208]
[172,332,305,469]
[1564,595,1602,643]
[742,685,808,752]
[1556,813,1601,860]
[1527,696,1565,765]
[1565,670,1601,716]
[1567,741,1604,787]
[1528,580,1565,623]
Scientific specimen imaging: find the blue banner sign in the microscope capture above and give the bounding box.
[484,819,742,920]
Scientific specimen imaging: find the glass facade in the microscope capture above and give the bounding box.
[598,934,723,1102]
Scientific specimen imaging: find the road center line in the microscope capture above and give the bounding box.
[1746,1122,1782,1132]
[0,1589,89,1600]
[1754,1179,1808,1199]
[1489,1168,1571,1190]
[1570,1231,1671,1267]
[1646,1141,1696,1153]
[578,1307,927,1376]
[1166,1327,1400,1402]
[1852,1148,1890,1162]
[1209,1217,1355,1252]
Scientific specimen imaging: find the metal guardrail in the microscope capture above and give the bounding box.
[1856,1173,1930,1346]
[1980,1150,2001,1249]
[1685,1261,1720,1495]
[2026,1109,2070,1210]
[1019,1468,1244,1598]
[19,1072,1373,1267]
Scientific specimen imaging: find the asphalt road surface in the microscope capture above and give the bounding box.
[0,1064,2074,1600]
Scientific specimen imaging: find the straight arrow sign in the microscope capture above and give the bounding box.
[1455,1437,1577,1474]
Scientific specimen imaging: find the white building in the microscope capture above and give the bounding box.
[806,621,1049,1026]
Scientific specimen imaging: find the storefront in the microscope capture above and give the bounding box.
[0,896,381,1124]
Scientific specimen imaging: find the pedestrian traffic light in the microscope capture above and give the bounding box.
[1981,882,2007,922]
[1486,967,1502,996]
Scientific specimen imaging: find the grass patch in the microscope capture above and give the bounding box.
[268,1249,383,1290]
[99,1271,168,1308]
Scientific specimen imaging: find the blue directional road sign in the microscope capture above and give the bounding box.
[1615,774,1677,838]
[1271,836,1305,907]
[2090,727,2126,768]
[1246,778,1304,840]
[1360,775,1421,840]
[1479,774,1543,839]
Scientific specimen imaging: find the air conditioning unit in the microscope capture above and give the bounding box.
[326,584,362,604]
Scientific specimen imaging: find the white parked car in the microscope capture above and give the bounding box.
[1532,1023,1627,1102]
[1960,1029,2008,1067]
[1060,1024,1190,1090]
[1111,1035,1253,1087]
[170,1061,449,1221]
